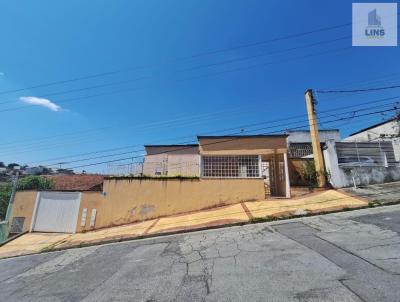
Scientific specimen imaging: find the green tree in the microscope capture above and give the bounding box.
[0,184,11,221]
[0,176,54,221]
[17,175,54,191]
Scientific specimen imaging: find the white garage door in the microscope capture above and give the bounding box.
[31,192,81,233]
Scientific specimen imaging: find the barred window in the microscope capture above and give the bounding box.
[201,155,260,178]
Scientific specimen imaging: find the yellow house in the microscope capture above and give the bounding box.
[7,135,290,236]
[198,135,290,198]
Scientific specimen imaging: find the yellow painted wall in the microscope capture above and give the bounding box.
[10,191,37,233]
[12,178,265,233]
[76,191,104,232]
[199,136,288,155]
[78,178,265,232]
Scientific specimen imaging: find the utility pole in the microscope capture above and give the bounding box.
[3,170,19,240]
[305,89,326,188]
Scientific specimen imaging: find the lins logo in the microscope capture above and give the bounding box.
[365,9,385,38]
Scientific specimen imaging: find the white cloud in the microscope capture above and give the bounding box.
[19,96,61,112]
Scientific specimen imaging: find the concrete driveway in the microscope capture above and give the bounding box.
[1,205,399,301]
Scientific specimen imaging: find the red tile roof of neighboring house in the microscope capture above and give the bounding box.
[48,174,104,191]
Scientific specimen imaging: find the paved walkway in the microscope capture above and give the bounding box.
[0,189,367,259]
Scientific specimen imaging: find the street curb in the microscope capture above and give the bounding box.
[2,201,400,260]
[34,204,375,253]
[0,231,28,248]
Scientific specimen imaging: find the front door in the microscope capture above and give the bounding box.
[269,154,287,197]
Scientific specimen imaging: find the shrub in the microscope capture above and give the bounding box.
[17,176,54,191]
[0,184,11,220]
[301,161,318,191]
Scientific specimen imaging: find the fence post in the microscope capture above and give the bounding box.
[355,141,361,167]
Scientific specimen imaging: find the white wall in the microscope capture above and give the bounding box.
[287,130,340,143]
[323,139,400,188]
[143,154,200,176]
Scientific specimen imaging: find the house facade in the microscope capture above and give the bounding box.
[143,135,291,197]
[7,136,292,237]
[198,135,290,197]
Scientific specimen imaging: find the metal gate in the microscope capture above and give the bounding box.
[30,192,81,233]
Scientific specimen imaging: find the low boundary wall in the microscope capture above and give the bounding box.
[10,178,265,233]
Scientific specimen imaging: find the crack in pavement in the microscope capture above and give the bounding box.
[162,228,267,299]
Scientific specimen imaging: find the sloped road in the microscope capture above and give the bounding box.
[1,205,400,301]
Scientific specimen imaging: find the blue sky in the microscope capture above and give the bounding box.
[0,0,399,172]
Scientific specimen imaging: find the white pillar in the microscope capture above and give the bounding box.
[283,152,291,198]
[29,192,41,232]
[199,155,203,177]
[323,140,344,188]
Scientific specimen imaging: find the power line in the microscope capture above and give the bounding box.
[23,94,400,166]
[66,107,398,170]
[316,84,400,94]
[51,101,400,167]
[0,36,350,107]
[0,21,352,97]
[180,36,349,73]
[1,105,250,149]
[0,76,150,106]
[318,72,400,93]
[7,77,399,156]
[0,46,352,113]
[178,46,352,84]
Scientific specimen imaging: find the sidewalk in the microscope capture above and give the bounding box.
[0,189,368,259]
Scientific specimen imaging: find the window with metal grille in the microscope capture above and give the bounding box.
[289,143,313,158]
[201,155,260,178]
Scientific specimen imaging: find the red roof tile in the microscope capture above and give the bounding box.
[47,174,104,191]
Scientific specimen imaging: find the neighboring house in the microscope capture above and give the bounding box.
[55,168,75,175]
[23,166,45,175]
[286,129,340,158]
[342,118,400,161]
[284,129,341,186]
[323,140,399,188]
[7,136,291,237]
[143,144,200,176]
[198,135,290,198]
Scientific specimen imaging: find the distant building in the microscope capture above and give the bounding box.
[55,168,75,175]
[7,163,20,170]
[343,118,400,161]
[23,166,46,175]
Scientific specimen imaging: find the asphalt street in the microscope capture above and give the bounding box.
[1,205,400,302]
